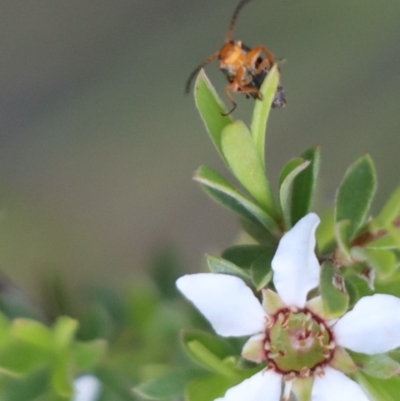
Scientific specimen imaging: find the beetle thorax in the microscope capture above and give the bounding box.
[219,41,246,73]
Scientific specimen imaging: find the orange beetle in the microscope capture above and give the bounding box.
[185,0,286,115]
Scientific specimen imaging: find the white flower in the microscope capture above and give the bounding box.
[176,213,400,401]
[72,375,102,401]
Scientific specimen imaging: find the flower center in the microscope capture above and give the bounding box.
[265,308,334,377]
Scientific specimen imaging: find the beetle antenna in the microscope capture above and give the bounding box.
[185,51,219,94]
[225,0,254,43]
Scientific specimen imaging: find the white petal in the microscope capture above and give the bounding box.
[333,294,400,354]
[73,375,102,401]
[176,274,266,337]
[215,370,281,401]
[272,213,320,308]
[312,367,370,401]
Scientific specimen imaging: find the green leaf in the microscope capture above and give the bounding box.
[350,352,400,379]
[250,65,280,166]
[251,252,274,291]
[239,218,278,246]
[335,154,377,239]
[52,316,78,349]
[334,220,352,262]
[279,158,310,229]
[355,372,400,401]
[12,319,53,350]
[194,71,234,161]
[291,146,321,225]
[72,339,107,370]
[375,186,400,228]
[0,312,10,350]
[181,330,235,362]
[375,269,400,298]
[51,350,73,397]
[221,245,275,290]
[352,248,396,279]
[194,166,280,235]
[185,374,235,401]
[206,255,251,281]
[0,340,52,376]
[183,340,238,377]
[221,121,276,216]
[366,234,399,250]
[316,209,335,254]
[134,369,205,401]
[222,245,272,268]
[1,370,48,401]
[319,261,349,318]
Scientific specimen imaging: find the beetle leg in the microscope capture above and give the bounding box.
[221,67,247,116]
[221,88,237,116]
[244,45,275,73]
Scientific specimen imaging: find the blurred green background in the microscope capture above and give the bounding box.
[0,0,399,303]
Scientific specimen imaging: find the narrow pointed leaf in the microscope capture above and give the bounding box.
[222,245,272,269]
[291,146,321,225]
[185,340,238,377]
[335,220,352,262]
[366,234,399,250]
[72,340,107,370]
[350,352,400,379]
[251,252,274,291]
[251,65,280,166]
[351,248,396,279]
[194,166,280,235]
[335,155,377,239]
[355,372,400,401]
[375,186,400,228]
[194,71,234,161]
[221,121,275,216]
[239,218,278,246]
[316,209,335,254]
[51,350,73,397]
[134,369,205,400]
[185,374,236,401]
[221,245,275,290]
[320,261,349,318]
[181,330,236,362]
[52,317,78,350]
[206,255,252,281]
[11,319,53,350]
[0,340,51,376]
[279,159,310,229]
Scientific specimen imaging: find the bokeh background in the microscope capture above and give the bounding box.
[1,0,400,307]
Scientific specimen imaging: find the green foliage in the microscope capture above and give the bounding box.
[0,313,107,399]
[134,369,205,400]
[194,71,234,162]
[291,146,320,225]
[2,52,400,401]
[335,155,377,240]
[206,255,252,283]
[250,65,280,166]
[170,67,400,401]
[279,158,310,229]
[221,121,275,215]
[319,261,349,318]
[194,166,280,236]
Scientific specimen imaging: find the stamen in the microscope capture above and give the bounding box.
[282,380,293,401]
[284,372,296,381]
[300,367,310,377]
[281,313,290,328]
